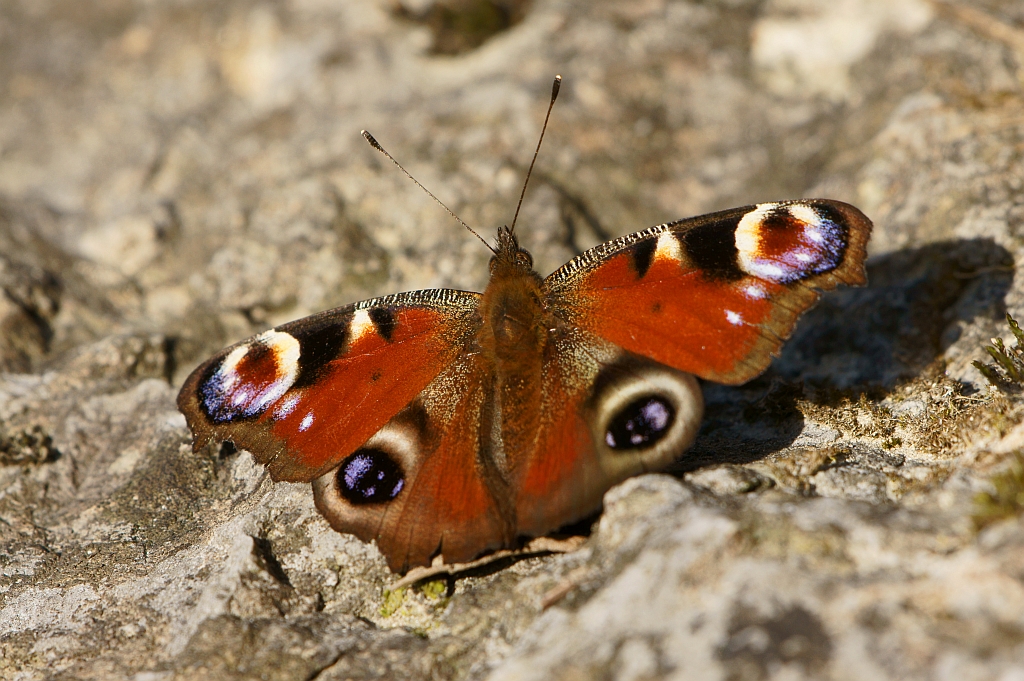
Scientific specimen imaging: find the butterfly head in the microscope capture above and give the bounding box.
[489,225,535,278]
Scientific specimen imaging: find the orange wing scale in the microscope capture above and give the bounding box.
[514,380,598,536]
[314,352,513,573]
[379,357,511,570]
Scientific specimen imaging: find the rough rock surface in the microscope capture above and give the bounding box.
[3,0,1024,679]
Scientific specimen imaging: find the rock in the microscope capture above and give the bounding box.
[4,0,1024,679]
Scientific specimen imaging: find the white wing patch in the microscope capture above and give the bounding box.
[654,231,683,263]
[350,309,376,343]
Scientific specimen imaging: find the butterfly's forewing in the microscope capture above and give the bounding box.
[177,290,480,481]
[543,200,872,384]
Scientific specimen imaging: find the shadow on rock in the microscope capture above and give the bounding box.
[774,237,1013,388]
[679,237,1013,470]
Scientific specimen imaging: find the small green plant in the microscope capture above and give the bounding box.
[973,313,1024,389]
[379,587,406,617]
[418,579,447,601]
[973,451,1024,529]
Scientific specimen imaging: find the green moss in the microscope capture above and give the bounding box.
[973,452,1024,529]
[418,579,447,601]
[379,587,406,617]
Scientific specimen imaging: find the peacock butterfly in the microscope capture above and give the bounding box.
[177,77,872,573]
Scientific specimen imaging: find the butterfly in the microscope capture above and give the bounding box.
[177,79,872,574]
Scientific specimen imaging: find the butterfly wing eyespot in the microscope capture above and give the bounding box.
[313,415,424,550]
[510,328,704,538]
[336,450,406,504]
[604,396,674,449]
[197,330,301,423]
[588,359,703,473]
[733,202,848,283]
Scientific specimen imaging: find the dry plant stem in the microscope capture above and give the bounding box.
[929,0,1024,56]
[540,566,592,610]
[390,535,587,590]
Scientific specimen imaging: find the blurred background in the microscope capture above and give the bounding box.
[5,0,1017,383]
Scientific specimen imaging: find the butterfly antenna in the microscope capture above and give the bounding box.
[361,130,496,254]
[510,74,561,235]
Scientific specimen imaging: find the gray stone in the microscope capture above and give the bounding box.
[4,0,1024,679]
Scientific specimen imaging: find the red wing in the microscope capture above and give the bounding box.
[543,200,872,384]
[177,289,481,481]
[312,351,514,573]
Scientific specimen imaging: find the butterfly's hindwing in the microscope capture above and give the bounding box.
[512,326,704,536]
